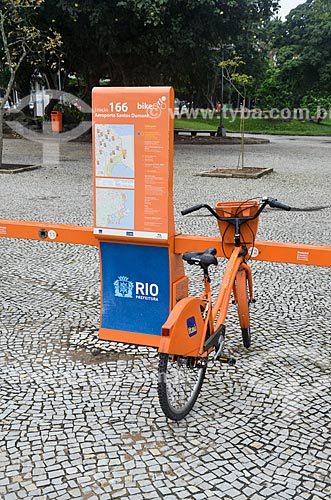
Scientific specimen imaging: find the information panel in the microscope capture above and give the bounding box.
[92,87,174,240]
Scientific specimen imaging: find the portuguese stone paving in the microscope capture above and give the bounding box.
[0,135,330,499]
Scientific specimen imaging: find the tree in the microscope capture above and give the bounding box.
[36,0,279,105]
[219,56,254,168]
[265,0,331,108]
[0,0,61,166]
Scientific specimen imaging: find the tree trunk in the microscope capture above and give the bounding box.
[241,97,246,170]
[0,107,4,168]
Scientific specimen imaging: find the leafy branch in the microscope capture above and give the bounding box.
[218,56,254,98]
[0,0,62,165]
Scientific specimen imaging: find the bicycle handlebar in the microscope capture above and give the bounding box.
[181,197,291,221]
[181,204,204,216]
[267,198,291,211]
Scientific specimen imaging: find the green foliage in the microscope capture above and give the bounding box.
[53,102,84,125]
[37,0,279,103]
[174,115,331,136]
[301,93,331,117]
[271,0,331,104]
[257,66,294,109]
[0,1,62,70]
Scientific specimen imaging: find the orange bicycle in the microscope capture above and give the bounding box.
[157,197,291,421]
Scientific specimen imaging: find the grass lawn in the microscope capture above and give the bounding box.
[174,115,331,136]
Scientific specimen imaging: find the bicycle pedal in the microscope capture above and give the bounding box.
[216,356,236,366]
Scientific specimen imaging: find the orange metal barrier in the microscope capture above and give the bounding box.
[0,220,97,246]
[174,234,331,267]
[0,219,330,267]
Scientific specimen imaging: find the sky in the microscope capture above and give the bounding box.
[278,0,306,19]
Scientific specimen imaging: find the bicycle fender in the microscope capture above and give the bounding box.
[234,268,250,330]
[159,297,206,357]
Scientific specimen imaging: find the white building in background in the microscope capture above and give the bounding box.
[30,70,50,117]
[0,84,19,109]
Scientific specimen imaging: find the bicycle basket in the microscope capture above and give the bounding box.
[215,199,260,245]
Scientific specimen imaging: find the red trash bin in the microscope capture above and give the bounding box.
[51,111,63,132]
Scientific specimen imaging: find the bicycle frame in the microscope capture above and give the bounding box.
[158,245,250,357]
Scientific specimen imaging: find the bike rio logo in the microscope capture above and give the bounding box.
[187,316,198,338]
[137,95,167,119]
[113,276,159,302]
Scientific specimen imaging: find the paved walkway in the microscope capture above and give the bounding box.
[0,136,330,500]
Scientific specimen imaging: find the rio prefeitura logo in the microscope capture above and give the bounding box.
[113,276,134,298]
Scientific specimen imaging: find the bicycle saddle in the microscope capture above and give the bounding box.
[182,247,218,269]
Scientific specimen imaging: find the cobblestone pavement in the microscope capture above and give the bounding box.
[0,135,330,500]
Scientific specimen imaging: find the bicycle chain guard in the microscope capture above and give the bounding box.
[158,297,207,357]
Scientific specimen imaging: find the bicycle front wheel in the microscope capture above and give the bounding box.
[157,354,207,421]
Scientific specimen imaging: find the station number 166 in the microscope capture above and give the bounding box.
[109,102,128,112]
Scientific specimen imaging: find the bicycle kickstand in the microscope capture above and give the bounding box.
[214,331,236,366]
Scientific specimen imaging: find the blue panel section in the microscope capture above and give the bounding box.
[100,242,170,336]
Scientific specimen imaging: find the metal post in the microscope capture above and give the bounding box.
[57,69,62,93]
[217,49,226,137]
[58,68,63,107]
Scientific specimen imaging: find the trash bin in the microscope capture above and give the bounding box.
[51,111,63,132]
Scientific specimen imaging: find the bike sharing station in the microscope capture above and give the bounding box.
[1,86,331,355]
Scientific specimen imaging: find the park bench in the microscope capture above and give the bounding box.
[174,128,218,137]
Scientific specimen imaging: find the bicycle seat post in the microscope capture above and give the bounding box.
[203,272,211,296]
[234,218,241,246]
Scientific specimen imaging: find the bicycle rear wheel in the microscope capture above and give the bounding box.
[157,354,207,421]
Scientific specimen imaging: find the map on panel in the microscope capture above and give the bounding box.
[95,188,134,229]
[95,124,134,178]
